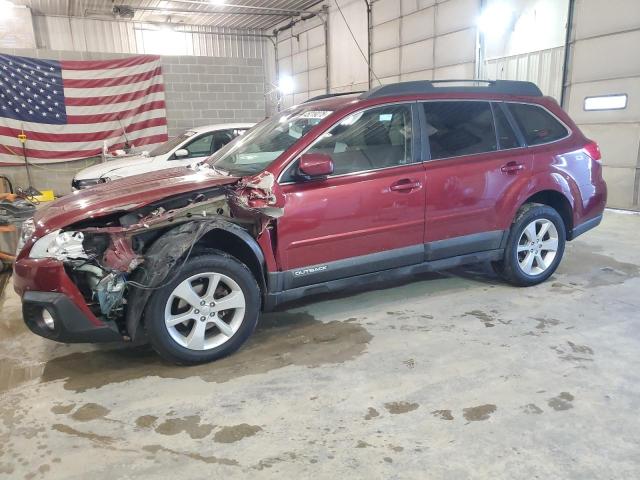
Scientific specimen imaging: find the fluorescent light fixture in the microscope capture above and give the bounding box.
[478,1,515,38]
[584,94,628,111]
[278,75,295,95]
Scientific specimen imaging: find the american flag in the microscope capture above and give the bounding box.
[0,54,168,165]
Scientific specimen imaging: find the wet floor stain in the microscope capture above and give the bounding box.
[551,344,594,363]
[154,415,214,439]
[70,403,110,422]
[431,409,454,420]
[143,444,238,466]
[384,401,419,415]
[52,424,115,445]
[567,341,594,355]
[364,407,379,420]
[135,415,158,429]
[521,403,543,415]
[462,404,497,421]
[0,312,371,393]
[559,244,640,288]
[213,424,262,443]
[464,310,510,328]
[548,392,574,411]
[50,403,75,415]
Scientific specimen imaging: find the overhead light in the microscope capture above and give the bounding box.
[0,0,14,14]
[478,1,515,38]
[278,75,295,95]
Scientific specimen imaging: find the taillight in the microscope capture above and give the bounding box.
[584,141,601,162]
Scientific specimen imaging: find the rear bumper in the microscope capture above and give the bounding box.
[22,291,122,343]
[568,214,603,240]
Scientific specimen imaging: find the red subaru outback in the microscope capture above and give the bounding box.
[14,80,607,365]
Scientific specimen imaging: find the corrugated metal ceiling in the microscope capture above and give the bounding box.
[13,0,325,31]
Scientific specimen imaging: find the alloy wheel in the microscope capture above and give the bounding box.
[164,272,246,351]
[516,219,559,276]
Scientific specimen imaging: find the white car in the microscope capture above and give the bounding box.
[72,123,254,189]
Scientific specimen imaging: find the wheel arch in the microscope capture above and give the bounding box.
[519,190,574,237]
[125,219,267,341]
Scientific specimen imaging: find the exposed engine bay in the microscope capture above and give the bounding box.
[38,173,283,340]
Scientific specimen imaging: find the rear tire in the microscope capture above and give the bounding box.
[493,203,566,287]
[144,252,260,365]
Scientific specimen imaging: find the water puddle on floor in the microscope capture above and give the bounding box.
[0,311,372,394]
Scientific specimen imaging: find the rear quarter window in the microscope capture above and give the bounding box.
[507,103,569,146]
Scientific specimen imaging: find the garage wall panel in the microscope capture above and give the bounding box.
[435,0,480,35]
[565,0,640,209]
[571,30,640,84]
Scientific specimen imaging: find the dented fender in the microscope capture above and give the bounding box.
[125,218,267,340]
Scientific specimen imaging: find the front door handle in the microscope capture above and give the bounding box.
[501,161,524,174]
[390,179,422,192]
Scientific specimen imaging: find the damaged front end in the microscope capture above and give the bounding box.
[43,172,283,342]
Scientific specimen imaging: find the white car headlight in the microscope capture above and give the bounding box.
[29,230,88,260]
[16,217,35,256]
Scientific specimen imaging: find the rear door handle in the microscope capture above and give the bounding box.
[390,179,422,192]
[501,162,524,174]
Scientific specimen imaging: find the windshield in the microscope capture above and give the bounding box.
[208,107,334,175]
[148,132,193,156]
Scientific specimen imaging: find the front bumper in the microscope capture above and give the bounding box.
[23,291,122,343]
[14,257,123,343]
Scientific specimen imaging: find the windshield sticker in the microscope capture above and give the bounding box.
[300,111,332,119]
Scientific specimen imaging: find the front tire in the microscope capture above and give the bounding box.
[144,252,260,365]
[493,203,566,287]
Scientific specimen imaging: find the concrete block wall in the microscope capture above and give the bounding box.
[160,56,266,137]
[0,48,267,195]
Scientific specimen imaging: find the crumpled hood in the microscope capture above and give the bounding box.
[35,167,240,234]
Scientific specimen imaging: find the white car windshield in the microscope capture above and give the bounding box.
[148,132,193,156]
[208,107,334,176]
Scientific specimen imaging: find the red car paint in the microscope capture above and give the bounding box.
[14,88,607,341]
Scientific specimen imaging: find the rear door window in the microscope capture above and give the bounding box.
[422,101,497,160]
[507,103,569,146]
[493,104,520,149]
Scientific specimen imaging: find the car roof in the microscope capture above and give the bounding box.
[300,80,550,112]
[187,122,256,134]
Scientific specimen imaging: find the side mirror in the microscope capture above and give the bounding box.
[173,148,189,159]
[297,153,334,181]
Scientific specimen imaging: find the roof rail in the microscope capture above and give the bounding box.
[361,80,543,99]
[304,91,365,103]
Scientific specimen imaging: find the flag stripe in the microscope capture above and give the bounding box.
[0,125,168,151]
[66,100,166,124]
[66,92,165,115]
[0,109,167,134]
[64,77,163,98]
[0,133,168,160]
[0,117,167,143]
[62,67,163,89]
[61,61,162,80]
[60,55,160,71]
[65,84,165,106]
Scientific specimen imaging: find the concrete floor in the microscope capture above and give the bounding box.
[1,210,639,479]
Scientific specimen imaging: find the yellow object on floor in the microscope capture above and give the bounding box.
[33,190,55,202]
